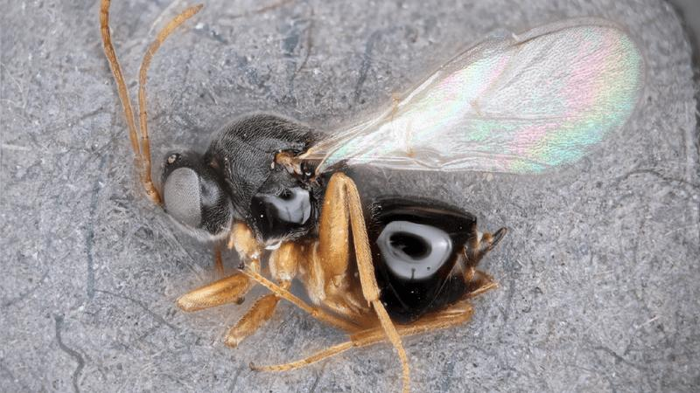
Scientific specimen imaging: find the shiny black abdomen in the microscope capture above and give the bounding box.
[368,197,477,323]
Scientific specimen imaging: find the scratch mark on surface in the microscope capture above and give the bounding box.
[2,269,49,308]
[496,258,518,336]
[133,324,162,343]
[294,6,314,77]
[40,107,104,137]
[563,363,619,393]
[354,30,382,104]
[635,316,659,329]
[0,61,27,109]
[592,345,649,371]
[0,362,16,381]
[228,365,244,391]
[86,154,109,299]
[616,168,700,191]
[193,23,229,45]
[228,0,296,19]
[439,357,456,391]
[94,289,178,331]
[308,360,328,393]
[1,143,32,151]
[280,5,314,100]
[54,315,85,393]
[160,223,203,278]
[352,26,406,104]
[0,361,31,391]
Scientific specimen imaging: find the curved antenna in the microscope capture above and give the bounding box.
[138,4,204,204]
[99,0,142,175]
[99,0,203,205]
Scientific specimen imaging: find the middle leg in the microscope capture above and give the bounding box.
[177,223,261,311]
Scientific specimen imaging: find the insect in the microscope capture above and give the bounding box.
[99,1,643,392]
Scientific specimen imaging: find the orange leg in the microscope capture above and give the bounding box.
[224,242,304,347]
[311,174,373,322]
[251,300,475,373]
[177,223,261,312]
[251,269,499,373]
[225,286,288,348]
[240,267,360,333]
[296,173,410,392]
[177,272,253,311]
[466,270,498,298]
[251,267,501,374]
[214,245,224,276]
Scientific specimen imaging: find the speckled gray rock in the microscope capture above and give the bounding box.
[1,0,698,392]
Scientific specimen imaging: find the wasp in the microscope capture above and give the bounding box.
[99,1,643,391]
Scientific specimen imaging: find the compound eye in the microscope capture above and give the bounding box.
[376,221,453,281]
[251,187,312,241]
[163,167,201,228]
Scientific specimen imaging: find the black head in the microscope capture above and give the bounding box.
[160,150,234,241]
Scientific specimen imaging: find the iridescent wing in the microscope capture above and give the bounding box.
[302,18,644,174]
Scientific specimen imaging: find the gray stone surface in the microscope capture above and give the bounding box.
[1,0,698,392]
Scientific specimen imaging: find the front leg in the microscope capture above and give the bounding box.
[225,242,301,347]
[177,223,261,311]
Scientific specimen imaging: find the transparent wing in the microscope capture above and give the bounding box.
[303,18,644,174]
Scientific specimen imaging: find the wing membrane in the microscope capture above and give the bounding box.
[303,18,643,174]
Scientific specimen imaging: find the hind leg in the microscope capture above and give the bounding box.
[251,299,475,372]
[252,268,499,373]
[314,172,411,393]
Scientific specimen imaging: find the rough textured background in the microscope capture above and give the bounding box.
[1,0,698,392]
